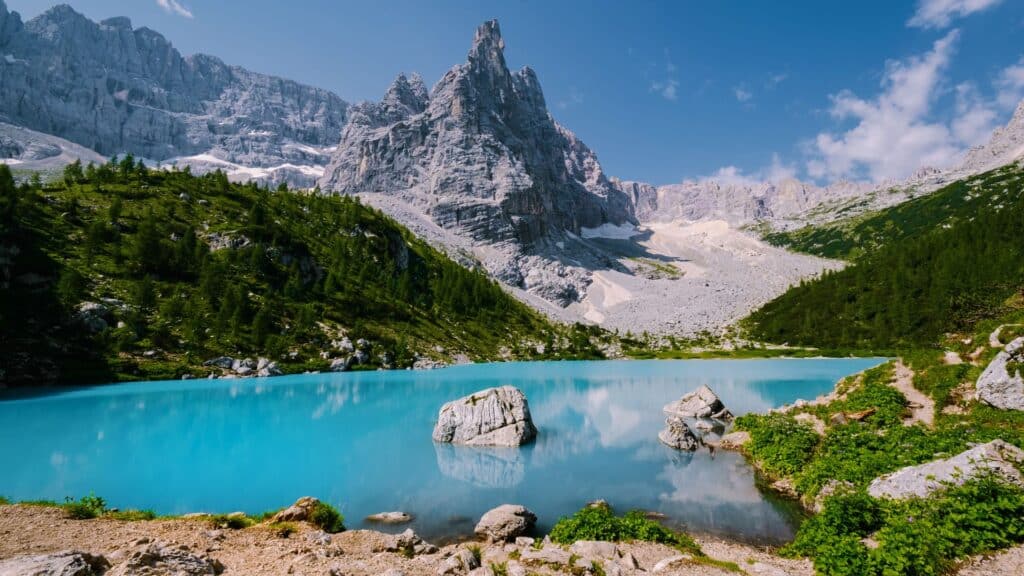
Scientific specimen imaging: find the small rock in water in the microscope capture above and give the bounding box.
[658,416,700,451]
[663,385,733,420]
[365,511,413,524]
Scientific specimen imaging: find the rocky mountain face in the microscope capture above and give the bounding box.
[319,21,634,304]
[0,1,346,187]
[617,101,1024,231]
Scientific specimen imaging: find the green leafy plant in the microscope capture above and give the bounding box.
[270,522,298,538]
[468,544,483,566]
[490,561,509,576]
[62,493,107,519]
[309,501,344,533]
[549,504,700,555]
[733,413,820,478]
[208,513,255,530]
[106,509,157,521]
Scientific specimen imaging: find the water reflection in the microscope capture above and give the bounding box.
[0,358,882,544]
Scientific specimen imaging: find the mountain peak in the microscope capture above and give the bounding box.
[468,19,506,72]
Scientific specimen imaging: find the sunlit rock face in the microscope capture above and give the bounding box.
[0,1,346,187]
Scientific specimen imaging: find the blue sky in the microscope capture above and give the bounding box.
[6,0,1024,185]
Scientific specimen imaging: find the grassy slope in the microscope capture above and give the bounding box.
[0,160,606,386]
[746,163,1024,350]
[764,164,1024,260]
[737,163,1024,574]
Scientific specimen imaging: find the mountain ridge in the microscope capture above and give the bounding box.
[0,0,347,187]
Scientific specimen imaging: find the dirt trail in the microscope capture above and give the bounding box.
[890,360,934,427]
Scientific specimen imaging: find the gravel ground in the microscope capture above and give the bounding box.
[0,504,814,576]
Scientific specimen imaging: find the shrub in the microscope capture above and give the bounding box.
[209,513,255,530]
[734,413,820,478]
[270,522,298,538]
[106,509,157,521]
[549,504,700,555]
[63,493,106,520]
[0,496,9,505]
[309,501,344,533]
[786,476,1024,576]
[490,561,508,576]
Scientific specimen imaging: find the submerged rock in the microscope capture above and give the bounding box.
[0,551,110,576]
[663,385,733,420]
[867,440,1024,499]
[977,337,1024,410]
[432,386,537,447]
[474,504,537,542]
[366,511,413,524]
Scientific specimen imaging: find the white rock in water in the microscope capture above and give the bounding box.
[977,337,1024,410]
[366,511,413,524]
[663,385,732,420]
[867,440,1024,500]
[658,416,700,451]
[432,386,537,447]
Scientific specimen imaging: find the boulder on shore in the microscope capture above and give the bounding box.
[271,496,321,523]
[658,416,700,451]
[663,385,732,420]
[0,551,110,576]
[977,337,1024,410]
[867,440,1024,500]
[474,504,537,542]
[432,386,537,447]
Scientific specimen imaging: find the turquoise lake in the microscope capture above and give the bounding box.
[0,358,884,544]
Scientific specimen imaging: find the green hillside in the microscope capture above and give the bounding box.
[747,163,1024,349]
[765,164,1024,260]
[0,159,603,386]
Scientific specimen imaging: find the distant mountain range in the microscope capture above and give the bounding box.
[0,0,347,188]
[2,1,1023,334]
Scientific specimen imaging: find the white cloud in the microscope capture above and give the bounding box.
[649,50,679,101]
[908,0,1003,28]
[766,73,788,89]
[156,0,194,19]
[996,57,1024,108]
[808,31,966,181]
[734,87,753,102]
[704,154,797,185]
[651,79,679,101]
[952,82,999,146]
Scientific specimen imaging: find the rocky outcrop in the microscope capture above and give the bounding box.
[474,504,537,542]
[0,1,346,188]
[108,540,224,576]
[663,385,733,421]
[867,440,1024,499]
[0,551,110,576]
[201,356,282,378]
[271,496,321,523]
[657,416,700,451]
[977,337,1024,410]
[432,386,537,447]
[320,20,633,306]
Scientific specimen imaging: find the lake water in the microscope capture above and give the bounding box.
[0,358,883,544]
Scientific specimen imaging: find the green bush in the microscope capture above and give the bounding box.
[62,493,106,519]
[208,513,255,530]
[0,496,9,505]
[270,521,298,538]
[106,509,157,521]
[785,476,1024,576]
[549,504,699,554]
[309,501,345,533]
[734,413,820,478]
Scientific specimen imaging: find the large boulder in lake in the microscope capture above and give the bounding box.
[432,386,537,447]
[868,440,1024,500]
[474,504,537,542]
[658,416,700,451]
[0,551,110,576]
[663,385,732,420]
[977,337,1024,410]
